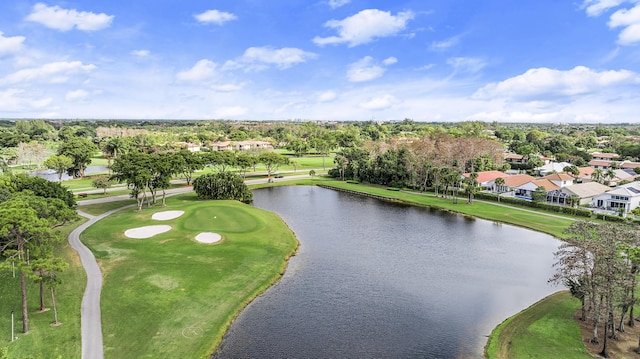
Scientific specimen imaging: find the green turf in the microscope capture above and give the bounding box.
[485,291,591,359]
[81,194,298,358]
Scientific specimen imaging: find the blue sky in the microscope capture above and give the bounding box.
[0,0,639,123]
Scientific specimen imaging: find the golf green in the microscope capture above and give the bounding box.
[81,195,298,358]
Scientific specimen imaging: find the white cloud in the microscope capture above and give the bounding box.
[473,66,638,100]
[0,89,52,112]
[1,61,96,85]
[317,90,337,102]
[360,94,399,110]
[582,0,626,16]
[131,50,150,57]
[447,57,486,74]
[176,59,217,82]
[25,3,114,31]
[382,57,398,65]
[608,4,640,45]
[431,35,462,50]
[347,56,386,82]
[227,46,317,71]
[313,9,414,47]
[195,10,237,25]
[65,89,90,101]
[328,0,351,9]
[214,106,248,118]
[0,32,25,56]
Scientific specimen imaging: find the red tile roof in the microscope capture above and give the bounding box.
[462,171,509,184]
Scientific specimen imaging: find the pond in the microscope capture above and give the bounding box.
[213,186,562,359]
[29,165,109,181]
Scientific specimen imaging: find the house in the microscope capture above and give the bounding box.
[209,140,273,152]
[504,153,526,164]
[173,142,201,152]
[588,159,615,169]
[542,173,574,188]
[621,162,640,171]
[592,182,640,214]
[546,182,611,206]
[463,171,509,190]
[535,162,572,176]
[494,174,536,195]
[591,152,620,161]
[513,179,560,199]
[573,166,595,183]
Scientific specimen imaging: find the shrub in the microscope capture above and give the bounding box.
[192,172,253,203]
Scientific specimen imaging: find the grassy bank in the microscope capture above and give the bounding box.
[0,218,87,358]
[81,194,298,358]
[316,181,575,239]
[484,291,591,359]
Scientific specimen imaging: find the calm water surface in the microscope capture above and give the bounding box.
[29,165,109,181]
[214,186,562,359]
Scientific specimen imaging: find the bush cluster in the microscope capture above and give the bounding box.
[474,192,593,218]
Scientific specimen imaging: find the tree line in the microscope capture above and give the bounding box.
[328,134,504,197]
[0,174,78,334]
[109,150,288,210]
[550,221,640,357]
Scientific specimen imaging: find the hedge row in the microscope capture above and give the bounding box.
[474,192,593,218]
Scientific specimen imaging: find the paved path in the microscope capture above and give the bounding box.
[69,205,135,359]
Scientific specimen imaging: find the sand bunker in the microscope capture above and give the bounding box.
[152,210,185,221]
[125,225,172,239]
[195,232,222,244]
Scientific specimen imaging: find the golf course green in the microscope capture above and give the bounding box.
[81,194,298,358]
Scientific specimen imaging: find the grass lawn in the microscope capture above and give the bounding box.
[81,194,298,358]
[485,291,591,359]
[0,218,87,358]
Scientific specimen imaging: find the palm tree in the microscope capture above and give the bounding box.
[605,168,616,185]
[494,177,506,202]
[465,172,479,204]
[592,168,604,184]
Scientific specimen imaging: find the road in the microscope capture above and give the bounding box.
[69,173,313,358]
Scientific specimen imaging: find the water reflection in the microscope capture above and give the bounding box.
[214,186,561,359]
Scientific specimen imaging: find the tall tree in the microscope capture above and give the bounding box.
[0,194,76,333]
[465,172,478,204]
[57,137,98,178]
[43,155,74,183]
[258,152,288,178]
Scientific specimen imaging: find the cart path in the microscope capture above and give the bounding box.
[68,205,135,359]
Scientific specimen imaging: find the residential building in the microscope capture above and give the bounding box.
[504,153,526,164]
[463,171,509,190]
[542,173,574,188]
[514,179,559,199]
[591,152,620,161]
[209,140,273,152]
[546,182,610,206]
[591,182,640,214]
[535,162,572,176]
[494,174,536,194]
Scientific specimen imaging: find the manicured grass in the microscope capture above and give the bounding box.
[284,154,334,170]
[0,218,87,359]
[79,200,138,216]
[81,194,298,358]
[485,291,591,359]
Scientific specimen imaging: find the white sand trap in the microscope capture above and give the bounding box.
[152,210,185,221]
[125,225,172,239]
[195,232,222,244]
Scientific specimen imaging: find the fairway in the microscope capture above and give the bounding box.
[81,194,298,358]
